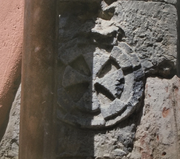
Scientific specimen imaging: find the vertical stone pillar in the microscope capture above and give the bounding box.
[19,0,57,159]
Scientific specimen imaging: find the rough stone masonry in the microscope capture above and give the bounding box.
[0,0,179,159]
[56,0,179,159]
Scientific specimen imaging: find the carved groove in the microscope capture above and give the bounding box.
[97,59,120,78]
[95,83,115,101]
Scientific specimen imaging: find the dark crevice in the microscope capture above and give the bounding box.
[117,28,125,41]
[144,59,176,79]
[145,73,176,80]
[145,66,176,80]
[104,0,116,5]
[123,67,133,76]
[95,83,115,101]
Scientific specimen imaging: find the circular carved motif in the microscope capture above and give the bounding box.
[57,42,145,129]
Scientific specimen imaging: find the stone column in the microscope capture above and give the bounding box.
[19,0,57,159]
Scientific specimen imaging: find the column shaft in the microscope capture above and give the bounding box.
[19,0,57,158]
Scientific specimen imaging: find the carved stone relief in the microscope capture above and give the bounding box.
[57,0,178,158]
[57,1,145,130]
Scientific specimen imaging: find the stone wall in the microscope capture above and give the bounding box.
[130,76,180,159]
[0,85,20,159]
[56,0,180,158]
[177,0,180,76]
[0,0,180,159]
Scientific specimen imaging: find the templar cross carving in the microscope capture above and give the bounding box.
[57,1,145,129]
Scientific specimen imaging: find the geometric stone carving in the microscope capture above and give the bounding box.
[57,42,145,129]
[57,0,178,129]
[56,0,178,158]
[57,1,147,130]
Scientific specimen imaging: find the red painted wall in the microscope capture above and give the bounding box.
[0,0,23,139]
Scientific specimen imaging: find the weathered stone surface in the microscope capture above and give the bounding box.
[95,69,124,98]
[132,0,177,5]
[111,1,177,77]
[129,76,180,159]
[56,0,178,158]
[57,120,137,159]
[0,85,20,159]
[177,0,180,76]
[0,0,177,158]
[57,1,146,129]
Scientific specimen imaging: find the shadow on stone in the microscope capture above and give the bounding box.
[177,0,180,77]
[56,1,145,158]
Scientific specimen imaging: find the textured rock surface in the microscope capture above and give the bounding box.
[129,76,180,159]
[57,0,147,130]
[0,0,23,140]
[0,0,178,158]
[56,0,179,158]
[57,120,137,159]
[111,1,177,76]
[177,0,180,76]
[132,0,177,5]
[0,85,20,159]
